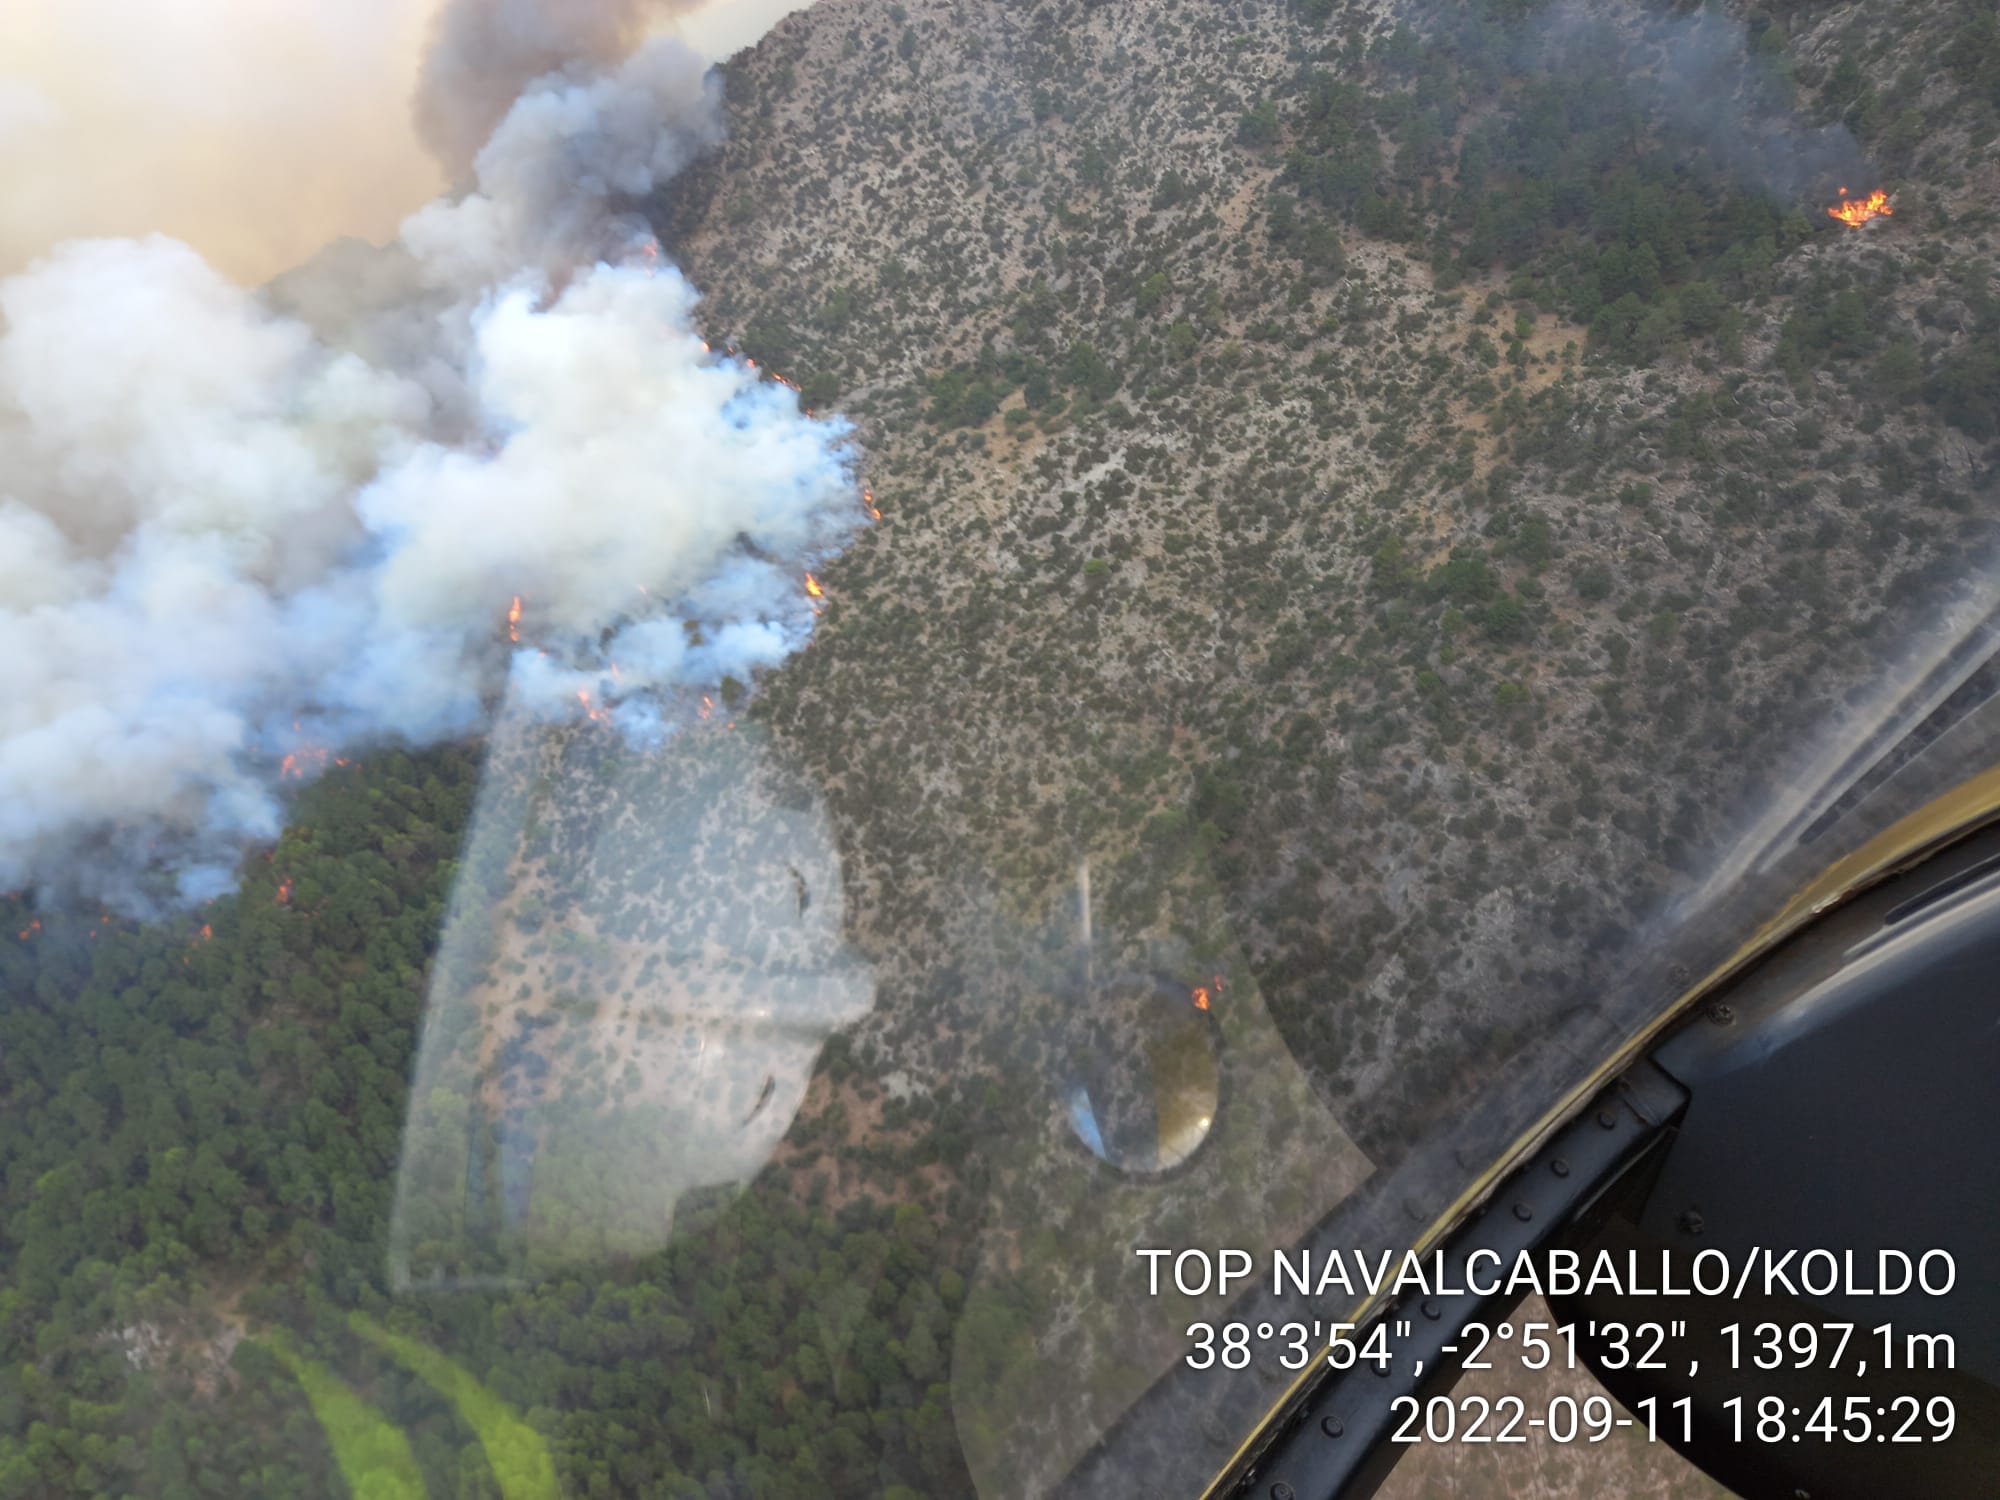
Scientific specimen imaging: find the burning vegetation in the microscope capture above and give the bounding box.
[1828,187,1893,227]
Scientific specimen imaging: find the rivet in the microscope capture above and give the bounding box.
[1271,1484,1296,1500]
[1420,1298,1441,1321]
[1597,1109,1618,1128]
[1512,1202,1533,1222]
[1551,1157,1571,1177]
[1679,1209,1706,1236]
[1707,1001,1735,1025]
[1320,1415,1345,1439]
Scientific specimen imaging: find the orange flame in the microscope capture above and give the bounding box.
[1191,986,1211,1011]
[199,924,213,941]
[275,879,292,906]
[1827,186,1892,228]
[804,573,824,599]
[507,595,523,643]
[863,487,881,521]
[18,918,40,940]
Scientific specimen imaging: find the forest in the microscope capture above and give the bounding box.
[0,747,982,1497]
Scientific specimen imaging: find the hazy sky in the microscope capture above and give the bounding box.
[0,0,813,282]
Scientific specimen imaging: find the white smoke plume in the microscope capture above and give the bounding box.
[0,33,863,914]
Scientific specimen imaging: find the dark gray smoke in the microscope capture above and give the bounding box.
[1523,0,1873,198]
[414,0,695,177]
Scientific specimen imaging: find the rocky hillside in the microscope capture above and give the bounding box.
[658,0,1997,1163]
[604,0,1999,1488]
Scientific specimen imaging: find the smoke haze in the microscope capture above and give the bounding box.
[1523,0,1871,197]
[0,0,814,283]
[0,1,445,285]
[0,18,862,912]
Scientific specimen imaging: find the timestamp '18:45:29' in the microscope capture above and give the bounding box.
[1724,1395,1955,1444]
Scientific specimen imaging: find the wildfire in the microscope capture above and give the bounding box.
[199,924,213,941]
[507,595,523,643]
[804,573,824,599]
[1191,986,1211,1011]
[575,689,609,724]
[281,721,331,780]
[275,879,292,906]
[1827,186,1893,228]
[863,487,881,521]
[17,918,40,940]
[281,747,331,779]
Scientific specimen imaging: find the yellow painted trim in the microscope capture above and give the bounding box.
[1198,764,2000,1498]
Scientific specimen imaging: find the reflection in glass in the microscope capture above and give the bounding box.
[950,858,1372,1498]
[389,702,873,1288]
[1064,967,1219,1177]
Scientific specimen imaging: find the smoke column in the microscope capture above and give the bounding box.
[1519,0,1872,197]
[415,0,695,179]
[0,20,864,914]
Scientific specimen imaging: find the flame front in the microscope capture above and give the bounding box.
[1191,986,1211,1011]
[280,745,330,780]
[507,595,523,643]
[804,572,824,599]
[1827,187,1893,228]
